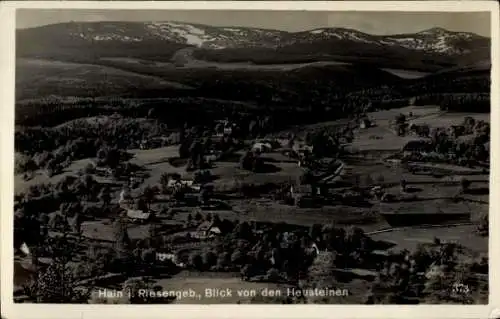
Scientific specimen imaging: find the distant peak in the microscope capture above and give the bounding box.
[418,27,450,34]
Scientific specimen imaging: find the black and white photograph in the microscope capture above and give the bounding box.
[4,2,497,310]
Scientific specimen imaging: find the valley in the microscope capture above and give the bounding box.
[13,19,491,305]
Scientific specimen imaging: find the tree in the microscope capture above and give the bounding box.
[160,173,171,194]
[212,213,221,225]
[460,177,471,193]
[400,178,407,192]
[202,250,218,269]
[99,187,112,207]
[142,186,158,209]
[248,120,258,138]
[477,212,488,236]
[299,169,314,186]
[364,175,374,187]
[199,188,211,205]
[113,218,131,256]
[266,268,281,281]
[231,249,244,266]
[239,151,255,171]
[178,138,192,159]
[375,175,385,184]
[78,174,98,201]
[194,211,203,222]
[395,113,406,125]
[463,116,476,134]
[189,253,204,270]
[26,262,91,303]
[147,108,155,119]
[309,224,323,243]
[189,140,203,168]
[241,263,253,280]
[68,212,83,235]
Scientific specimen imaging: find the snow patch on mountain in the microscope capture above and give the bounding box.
[62,21,483,55]
[309,29,343,39]
[146,22,218,46]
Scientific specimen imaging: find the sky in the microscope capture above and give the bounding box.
[16,10,491,37]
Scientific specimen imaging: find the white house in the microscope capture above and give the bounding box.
[20,242,31,256]
[127,209,151,221]
[203,154,218,164]
[252,142,273,153]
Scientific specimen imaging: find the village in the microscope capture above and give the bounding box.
[13,103,489,304]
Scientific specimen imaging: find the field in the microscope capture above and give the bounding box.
[369,225,488,254]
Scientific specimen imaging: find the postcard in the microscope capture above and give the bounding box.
[1,1,499,319]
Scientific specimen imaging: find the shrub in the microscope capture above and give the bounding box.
[189,253,204,270]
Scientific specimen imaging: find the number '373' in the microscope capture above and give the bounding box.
[452,283,470,294]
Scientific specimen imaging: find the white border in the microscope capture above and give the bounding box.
[1,2,499,319]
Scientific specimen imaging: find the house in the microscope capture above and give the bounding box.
[167,178,194,190]
[402,139,434,156]
[289,184,313,197]
[425,263,446,280]
[359,118,372,129]
[129,176,143,186]
[109,113,122,121]
[19,242,31,256]
[203,154,218,165]
[252,142,273,153]
[194,221,222,239]
[385,158,402,166]
[223,126,233,135]
[448,125,466,138]
[304,242,320,257]
[292,143,314,157]
[95,166,113,176]
[126,209,151,222]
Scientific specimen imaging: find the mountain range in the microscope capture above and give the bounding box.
[15,21,491,126]
[17,21,490,71]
